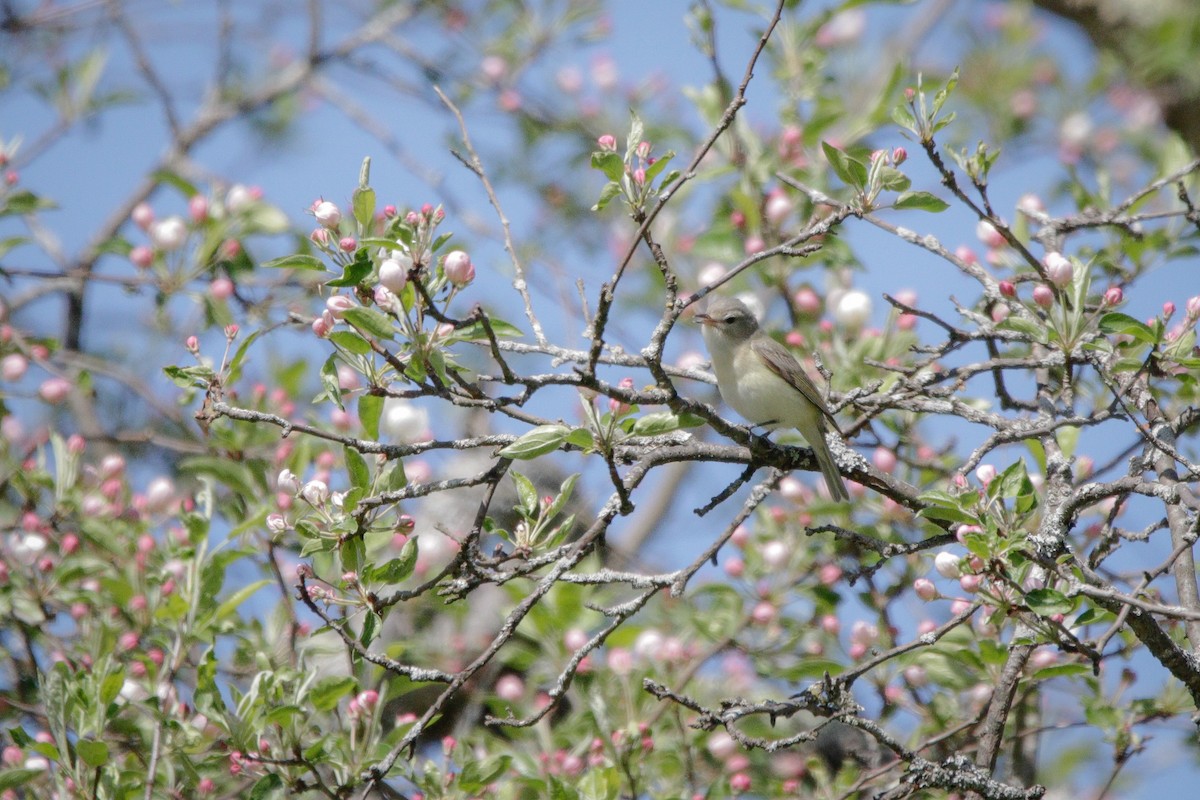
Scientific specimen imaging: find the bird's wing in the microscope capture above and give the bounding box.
[751,337,842,433]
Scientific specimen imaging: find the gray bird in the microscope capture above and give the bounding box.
[696,296,850,501]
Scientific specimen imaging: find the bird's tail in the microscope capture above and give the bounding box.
[813,430,850,502]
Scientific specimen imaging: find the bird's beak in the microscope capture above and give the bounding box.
[694,312,715,327]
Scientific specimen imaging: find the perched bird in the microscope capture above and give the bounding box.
[696,296,850,501]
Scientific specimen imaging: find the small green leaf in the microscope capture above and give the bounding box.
[76,738,109,768]
[214,580,271,621]
[565,428,596,450]
[893,191,949,212]
[1025,588,1074,616]
[821,141,867,190]
[309,676,357,712]
[630,412,682,436]
[0,769,45,791]
[330,330,372,355]
[1099,312,1157,344]
[498,424,571,459]
[591,151,625,182]
[367,537,418,585]
[353,186,376,231]
[345,446,370,491]
[163,364,214,389]
[262,253,325,271]
[511,471,539,516]
[341,307,396,341]
[592,181,623,212]
[248,773,284,800]
[359,394,383,440]
[325,251,373,287]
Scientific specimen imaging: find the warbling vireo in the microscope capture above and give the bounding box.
[696,296,849,501]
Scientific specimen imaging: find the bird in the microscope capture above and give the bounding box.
[695,296,850,501]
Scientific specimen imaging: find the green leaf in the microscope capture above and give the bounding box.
[163,364,214,389]
[1033,663,1092,680]
[932,67,959,116]
[630,412,683,436]
[262,253,325,271]
[317,355,343,410]
[592,181,623,212]
[325,250,373,287]
[249,773,283,800]
[893,191,949,212]
[344,446,371,491]
[341,307,396,341]
[544,473,580,520]
[1025,588,1074,616]
[76,738,109,768]
[329,330,372,355]
[498,424,571,459]
[565,428,596,450]
[511,471,539,516]
[0,769,44,791]
[367,537,418,585]
[359,394,383,440]
[1099,312,1157,344]
[821,141,867,190]
[214,580,271,621]
[591,151,625,182]
[353,186,376,231]
[458,755,513,792]
[0,190,58,216]
[309,676,357,712]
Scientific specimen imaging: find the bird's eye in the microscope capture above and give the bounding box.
[724,316,736,324]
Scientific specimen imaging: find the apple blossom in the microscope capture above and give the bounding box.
[313,200,341,228]
[129,245,154,269]
[151,216,188,251]
[1032,284,1054,308]
[976,219,1006,248]
[188,195,209,222]
[834,289,872,330]
[225,184,254,211]
[131,202,155,230]
[378,258,407,293]
[38,377,72,404]
[443,250,474,286]
[1045,252,1073,287]
[1,354,26,382]
[913,578,937,601]
[300,479,329,506]
[326,294,355,319]
[934,551,962,579]
[379,398,430,443]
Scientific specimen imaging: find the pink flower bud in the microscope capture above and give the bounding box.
[632,167,646,185]
[310,227,330,246]
[151,216,188,252]
[1,354,27,381]
[974,464,997,486]
[38,377,72,404]
[1044,252,1073,287]
[764,191,792,225]
[338,236,357,252]
[636,141,652,159]
[934,551,961,579]
[326,295,356,319]
[892,146,907,164]
[998,280,1016,298]
[312,310,334,338]
[443,250,475,286]
[597,134,617,151]
[209,277,234,301]
[872,447,897,473]
[188,195,209,223]
[1163,301,1176,318]
[313,200,341,228]
[129,245,154,269]
[495,674,524,701]
[976,219,1006,248]
[224,324,239,340]
[1032,284,1054,308]
[1186,295,1200,318]
[383,204,397,218]
[378,258,407,293]
[913,578,937,601]
[131,202,155,230]
[793,286,822,316]
[960,574,982,593]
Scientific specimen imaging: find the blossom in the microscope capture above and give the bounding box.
[378,258,407,293]
[313,201,341,229]
[378,398,430,444]
[833,289,872,330]
[151,216,188,251]
[443,250,475,286]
